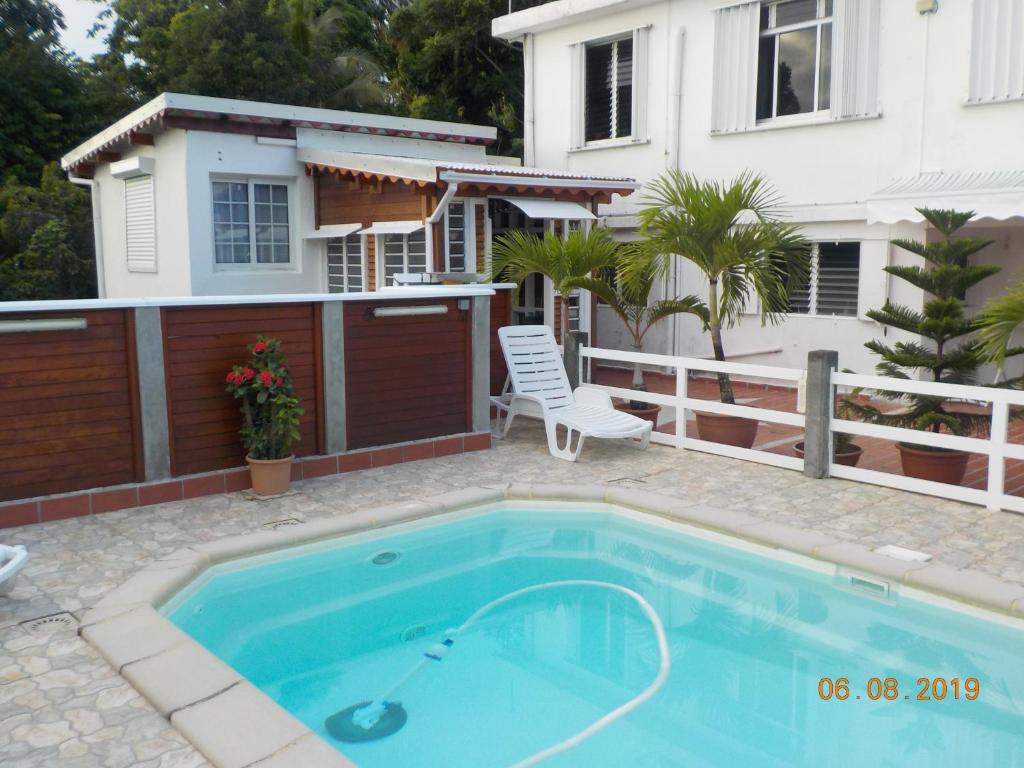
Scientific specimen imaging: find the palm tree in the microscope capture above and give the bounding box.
[491,227,621,348]
[569,255,707,397]
[628,170,809,404]
[978,280,1024,376]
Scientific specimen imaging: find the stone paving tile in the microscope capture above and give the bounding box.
[2,419,1024,766]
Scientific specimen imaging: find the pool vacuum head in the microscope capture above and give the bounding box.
[325,701,408,742]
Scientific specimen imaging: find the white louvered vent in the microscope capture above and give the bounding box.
[969,0,1024,103]
[125,175,157,273]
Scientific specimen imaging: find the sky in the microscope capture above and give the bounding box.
[53,0,109,60]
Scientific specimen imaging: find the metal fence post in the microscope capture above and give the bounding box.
[803,350,838,479]
[564,330,589,390]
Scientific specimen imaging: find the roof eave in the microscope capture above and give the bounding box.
[492,0,662,40]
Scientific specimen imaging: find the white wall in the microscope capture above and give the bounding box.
[97,131,192,297]
[510,0,1024,370]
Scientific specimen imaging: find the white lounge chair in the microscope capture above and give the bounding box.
[0,545,28,597]
[494,325,652,461]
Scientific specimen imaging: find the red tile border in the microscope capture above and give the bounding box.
[223,469,251,493]
[91,487,140,515]
[463,433,492,453]
[41,495,89,522]
[402,442,435,463]
[302,456,338,479]
[0,501,40,527]
[338,452,373,473]
[371,446,404,468]
[138,481,183,507]
[0,433,495,530]
[433,436,464,457]
[183,474,226,500]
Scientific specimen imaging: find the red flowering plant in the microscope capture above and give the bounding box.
[225,337,304,460]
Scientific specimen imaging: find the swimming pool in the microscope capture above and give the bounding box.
[165,502,1024,767]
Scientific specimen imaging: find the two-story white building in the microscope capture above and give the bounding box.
[493,0,1024,373]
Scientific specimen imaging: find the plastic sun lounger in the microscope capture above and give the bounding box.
[0,545,28,597]
[494,325,652,462]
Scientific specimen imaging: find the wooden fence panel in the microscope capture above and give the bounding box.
[0,310,142,501]
[344,299,469,449]
[163,304,323,476]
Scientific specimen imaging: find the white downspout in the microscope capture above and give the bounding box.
[667,26,686,357]
[68,175,106,298]
[523,33,536,166]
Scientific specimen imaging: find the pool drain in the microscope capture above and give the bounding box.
[370,550,401,566]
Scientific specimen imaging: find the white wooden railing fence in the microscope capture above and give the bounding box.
[830,372,1024,513]
[579,345,1024,515]
[579,346,805,471]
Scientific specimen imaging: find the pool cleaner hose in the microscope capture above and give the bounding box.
[325,580,671,767]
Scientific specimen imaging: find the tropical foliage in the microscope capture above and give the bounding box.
[977,280,1024,372]
[571,257,707,395]
[225,337,305,460]
[844,208,1004,439]
[628,170,810,404]
[490,227,621,346]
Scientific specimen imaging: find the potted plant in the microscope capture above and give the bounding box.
[570,255,707,424]
[491,227,621,350]
[226,337,304,496]
[845,208,1001,485]
[630,170,810,447]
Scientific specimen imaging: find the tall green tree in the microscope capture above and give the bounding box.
[387,0,531,154]
[0,163,97,300]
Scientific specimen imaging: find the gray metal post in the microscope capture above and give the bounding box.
[322,301,346,454]
[803,349,839,479]
[564,330,589,390]
[133,307,171,481]
[470,296,491,432]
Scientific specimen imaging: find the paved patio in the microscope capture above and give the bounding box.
[3,421,1024,767]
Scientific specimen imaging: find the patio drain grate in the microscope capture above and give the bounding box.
[262,518,305,531]
[608,476,648,487]
[20,612,79,636]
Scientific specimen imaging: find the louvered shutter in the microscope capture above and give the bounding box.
[969,0,1024,103]
[125,176,157,273]
[710,2,760,133]
[831,0,881,119]
[569,42,585,149]
[632,25,651,142]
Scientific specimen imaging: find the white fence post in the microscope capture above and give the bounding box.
[675,362,687,449]
[988,400,1009,511]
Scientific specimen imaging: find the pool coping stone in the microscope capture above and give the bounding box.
[79,483,1024,768]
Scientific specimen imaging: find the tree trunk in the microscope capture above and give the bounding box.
[559,293,570,349]
[707,280,735,405]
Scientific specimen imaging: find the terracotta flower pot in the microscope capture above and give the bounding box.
[792,441,864,467]
[694,411,758,448]
[896,443,969,485]
[614,402,662,426]
[246,455,294,497]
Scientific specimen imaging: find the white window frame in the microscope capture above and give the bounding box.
[571,26,650,150]
[444,198,477,274]
[210,176,296,271]
[375,230,428,289]
[788,241,861,318]
[757,0,833,124]
[325,234,367,293]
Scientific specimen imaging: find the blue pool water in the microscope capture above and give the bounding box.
[165,504,1024,767]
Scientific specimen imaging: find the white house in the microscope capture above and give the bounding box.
[493,0,1024,374]
[61,92,636,329]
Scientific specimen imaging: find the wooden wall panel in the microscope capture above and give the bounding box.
[490,288,513,396]
[164,304,322,476]
[0,310,142,501]
[344,300,470,449]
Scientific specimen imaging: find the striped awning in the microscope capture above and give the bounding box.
[867,170,1024,224]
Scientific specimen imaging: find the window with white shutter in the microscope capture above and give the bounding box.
[570,27,649,148]
[788,242,860,316]
[969,0,1024,103]
[125,175,156,273]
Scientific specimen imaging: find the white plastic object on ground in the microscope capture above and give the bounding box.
[0,545,28,597]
